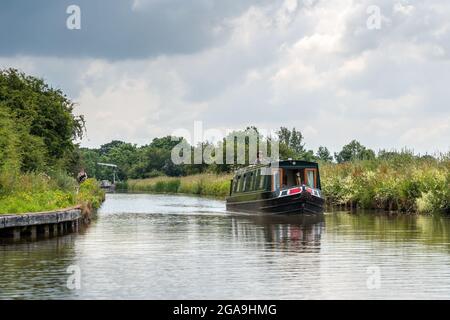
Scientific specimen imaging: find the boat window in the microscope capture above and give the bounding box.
[272,170,280,191]
[255,169,261,190]
[305,169,316,188]
[259,169,266,190]
[245,172,252,191]
[233,176,240,193]
[276,168,304,189]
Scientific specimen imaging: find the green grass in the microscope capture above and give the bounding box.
[126,173,232,198]
[0,171,105,214]
[0,190,76,214]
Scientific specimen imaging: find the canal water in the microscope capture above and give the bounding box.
[1,193,450,299]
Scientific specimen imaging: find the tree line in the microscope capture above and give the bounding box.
[0,68,440,186]
[80,125,437,182]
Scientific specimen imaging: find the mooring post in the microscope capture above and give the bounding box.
[13,228,20,240]
[53,224,59,236]
[43,225,50,237]
[30,226,37,239]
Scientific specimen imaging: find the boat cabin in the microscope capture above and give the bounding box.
[230,160,321,196]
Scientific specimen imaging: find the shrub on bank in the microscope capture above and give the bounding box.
[0,173,105,214]
[77,178,106,210]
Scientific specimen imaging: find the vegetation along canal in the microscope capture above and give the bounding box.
[1,192,450,299]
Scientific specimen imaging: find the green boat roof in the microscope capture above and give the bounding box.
[233,160,319,175]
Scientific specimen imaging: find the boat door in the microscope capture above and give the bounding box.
[305,168,317,188]
[271,168,281,191]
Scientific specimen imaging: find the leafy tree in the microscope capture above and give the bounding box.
[149,136,182,150]
[316,146,333,162]
[0,104,21,173]
[334,140,375,163]
[0,68,85,173]
[79,148,101,178]
[98,140,126,156]
[277,127,314,160]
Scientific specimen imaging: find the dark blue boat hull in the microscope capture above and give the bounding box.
[226,192,325,215]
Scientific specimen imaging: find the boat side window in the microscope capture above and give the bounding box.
[259,169,266,190]
[250,172,256,191]
[305,169,316,188]
[245,172,252,191]
[233,176,240,193]
[241,174,247,192]
[272,170,280,191]
[255,169,261,190]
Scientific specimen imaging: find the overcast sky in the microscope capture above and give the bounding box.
[1,0,449,154]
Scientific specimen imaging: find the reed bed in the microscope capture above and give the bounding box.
[125,173,233,198]
[320,157,449,214]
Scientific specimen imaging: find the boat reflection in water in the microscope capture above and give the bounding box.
[230,213,325,252]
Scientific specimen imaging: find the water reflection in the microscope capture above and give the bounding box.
[1,193,450,299]
[0,234,80,299]
[231,214,324,252]
[326,211,450,252]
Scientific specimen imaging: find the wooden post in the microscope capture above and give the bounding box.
[43,225,50,237]
[13,228,21,240]
[30,226,37,240]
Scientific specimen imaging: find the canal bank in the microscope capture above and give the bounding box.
[0,206,93,240]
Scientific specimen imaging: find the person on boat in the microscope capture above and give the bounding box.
[77,168,88,184]
[255,151,266,164]
[295,171,302,186]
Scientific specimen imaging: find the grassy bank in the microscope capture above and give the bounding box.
[123,156,449,214]
[124,173,233,197]
[321,156,449,214]
[0,172,105,214]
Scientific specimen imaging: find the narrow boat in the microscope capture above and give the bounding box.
[226,160,325,214]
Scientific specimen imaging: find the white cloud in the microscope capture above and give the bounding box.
[1,0,449,154]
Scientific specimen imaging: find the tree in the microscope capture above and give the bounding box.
[316,146,333,162]
[0,104,21,173]
[0,68,85,173]
[277,127,313,160]
[149,136,183,151]
[334,140,375,163]
[98,140,126,156]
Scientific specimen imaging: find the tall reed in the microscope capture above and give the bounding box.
[126,173,232,197]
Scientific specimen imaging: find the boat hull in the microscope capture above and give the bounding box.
[226,192,324,215]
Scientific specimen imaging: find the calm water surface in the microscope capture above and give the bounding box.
[1,193,450,299]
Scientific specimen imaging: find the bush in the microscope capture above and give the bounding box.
[77,178,105,209]
[321,155,449,214]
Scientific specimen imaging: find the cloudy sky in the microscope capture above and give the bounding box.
[1,0,449,154]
